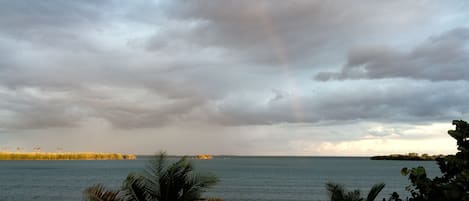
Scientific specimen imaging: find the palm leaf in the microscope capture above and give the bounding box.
[366,183,385,201]
[85,152,219,201]
[83,184,121,201]
[120,173,152,201]
[346,190,363,201]
[326,182,346,201]
[145,151,168,179]
[159,157,193,201]
[182,173,219,200]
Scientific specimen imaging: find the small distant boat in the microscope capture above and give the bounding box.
[195,154,213,160]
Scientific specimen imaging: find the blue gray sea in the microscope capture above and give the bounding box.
[0,157,439,201]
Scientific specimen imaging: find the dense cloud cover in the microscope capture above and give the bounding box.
[0,0,468,155]
[315,28,469,81]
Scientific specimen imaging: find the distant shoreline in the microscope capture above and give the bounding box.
[0,152,137,160]
[137,155,371,158]
[370,153,444,161]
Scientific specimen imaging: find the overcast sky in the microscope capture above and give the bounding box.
[0,0,468,155]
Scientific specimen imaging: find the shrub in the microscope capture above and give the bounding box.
[401,120,469,201]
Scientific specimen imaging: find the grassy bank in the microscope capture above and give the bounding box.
[0,152,137,160]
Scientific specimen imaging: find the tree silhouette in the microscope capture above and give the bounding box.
[401,120,469,201]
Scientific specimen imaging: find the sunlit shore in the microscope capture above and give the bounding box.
[0,152,137,160]
[195,154,213,160]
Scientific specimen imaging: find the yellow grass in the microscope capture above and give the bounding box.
[0,152,137,160]
[195,154,213,160]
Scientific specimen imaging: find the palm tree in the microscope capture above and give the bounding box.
[326,182,386,201]
[83,152,219,201]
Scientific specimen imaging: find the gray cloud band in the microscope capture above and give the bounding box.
[315,28,469,81]
[0,0,467,131]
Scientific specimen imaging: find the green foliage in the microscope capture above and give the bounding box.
[387,192,403,201]
[400,120,469,201]
[325,182,385,201]
[367,183,386,201]
[83,152,219,201]
[83,184,122,201]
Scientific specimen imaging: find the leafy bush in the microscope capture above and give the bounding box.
[400,120,469,201]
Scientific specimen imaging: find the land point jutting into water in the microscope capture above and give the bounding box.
[0,151,137,160]
[370,153,445,161]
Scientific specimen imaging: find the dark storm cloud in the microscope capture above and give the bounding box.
[0,89,81,129]
[315,28,469,81]
[0,86,207,130]
[0,0,110,48]
[153,0,436,66]
[0,0,467,132]
[88,102,199,129]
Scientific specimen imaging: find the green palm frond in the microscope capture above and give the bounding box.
[85,152,219,201]
[326,182,385,201]
[145,151,168,180]
[326,182,346,201]
[120,173,152,201]
[346,190,363,201]
[158,156,194,201]
[83,184,121,201]
[182,173,219,200]
[366,183,385,201]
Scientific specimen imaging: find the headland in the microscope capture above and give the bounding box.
[371,153,444,161]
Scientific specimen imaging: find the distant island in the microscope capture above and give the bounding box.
[0,152,137,160]
[195,154,213,160]
[371,153,444,161]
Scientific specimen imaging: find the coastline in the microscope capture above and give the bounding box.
[0,152,137,160]
[370,153,444,161]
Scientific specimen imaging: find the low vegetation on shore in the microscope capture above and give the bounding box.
[0,152,136,160]
[371,153,444,161]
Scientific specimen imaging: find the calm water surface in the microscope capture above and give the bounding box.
[0,157,439,201]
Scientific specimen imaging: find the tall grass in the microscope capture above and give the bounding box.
[0,152,137,160]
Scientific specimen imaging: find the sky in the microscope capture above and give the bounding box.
[0,0,468,156]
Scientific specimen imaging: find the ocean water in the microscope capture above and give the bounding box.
[0,157,439,201]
